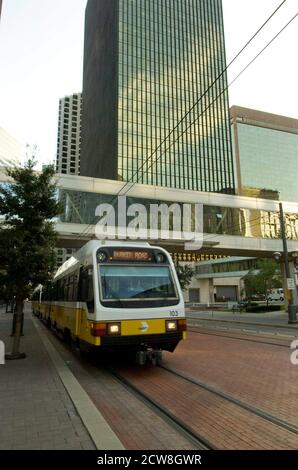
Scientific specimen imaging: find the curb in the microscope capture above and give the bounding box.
[32,316,125,450]
[187,316,298,330]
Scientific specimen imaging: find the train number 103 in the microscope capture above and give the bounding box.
[170,310,179,317]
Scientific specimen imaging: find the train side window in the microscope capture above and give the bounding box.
[48,284,55,301]
[58,280,62,301]
[79,266,94,312]
[60,279,65,300]
[68,275,74,301]
[58,279,64,301]
[73,273,79,301]
[53,282,57,301]
[56,280,60,300]
[65,277,70,301]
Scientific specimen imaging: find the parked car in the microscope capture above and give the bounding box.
[249,294,266,301]
[237,301,249,308]
[268,288,284,301]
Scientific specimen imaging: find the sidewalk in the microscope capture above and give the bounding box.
[186,308,298,330]
[0,304,97,450]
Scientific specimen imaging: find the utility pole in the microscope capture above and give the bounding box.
[279,202,297,324]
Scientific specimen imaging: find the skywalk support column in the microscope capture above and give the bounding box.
[280,260,298,317]
[289,261,298,305]
[209,279,215,304]
[279,203,298,324]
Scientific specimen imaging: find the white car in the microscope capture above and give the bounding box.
[268,289,284,301]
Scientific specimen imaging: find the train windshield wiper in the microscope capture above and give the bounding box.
[102,275,124,307]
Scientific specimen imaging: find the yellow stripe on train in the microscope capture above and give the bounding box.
[120,319,165,336]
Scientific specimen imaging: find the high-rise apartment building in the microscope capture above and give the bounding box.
[0,127,22,168]
[55,247,77,269]
[81,0,235,193]
[56,93,82,175]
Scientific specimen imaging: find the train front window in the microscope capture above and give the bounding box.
[99,266,177,301]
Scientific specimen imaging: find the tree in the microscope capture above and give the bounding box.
[243,259,282,306]
[174,260,195,291]
[0,160,61,359]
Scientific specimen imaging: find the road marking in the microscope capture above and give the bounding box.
[189,321,298,339]
[277,333,296,338]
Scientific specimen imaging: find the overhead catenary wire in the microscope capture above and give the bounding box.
[74,211,279,249]
[75,13,298,241]
[123,10,298,195]
[202,216,281,246]
[75,1,289,240]
[75,1,294,241]
[115,0,289,197]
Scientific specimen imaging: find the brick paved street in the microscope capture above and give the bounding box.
[40,321,197,450]
[164,330,298,427]
[47,318,298,449]
[1,304,298,450]
[0,305,96,450]
[118,365,298,449]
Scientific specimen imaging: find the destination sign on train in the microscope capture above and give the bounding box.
[112,250,151,261]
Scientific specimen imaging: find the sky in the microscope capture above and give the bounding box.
[0,0,297,166]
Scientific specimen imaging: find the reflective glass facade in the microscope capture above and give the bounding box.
[57,188,298,241]
[236,124,298,202]
[230,106,298,203]
[196,258,258,276]
[82,0,235,193]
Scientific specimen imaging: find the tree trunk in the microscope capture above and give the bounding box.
[6,298,26,360]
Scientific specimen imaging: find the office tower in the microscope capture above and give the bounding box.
[56,93,82,175]
[230,106,298,203]
[81,0,235,193]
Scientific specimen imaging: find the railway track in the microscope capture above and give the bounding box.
[107,367,216,450]
[108,363,298,449]
[160,365,298,436]
[36,315,298,449]
[187,320,294,348]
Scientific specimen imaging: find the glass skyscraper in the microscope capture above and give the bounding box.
[231,106,298,203]
[81,0,235,193]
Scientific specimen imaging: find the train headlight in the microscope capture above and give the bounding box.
[166,320,177,332]
[97,251,107,262]
[107,323,121,335]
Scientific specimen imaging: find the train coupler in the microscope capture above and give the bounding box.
[136,349,162,366]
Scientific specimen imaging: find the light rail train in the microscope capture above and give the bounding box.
[32,241,186,364]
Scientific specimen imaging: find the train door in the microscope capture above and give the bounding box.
[77,266,94,339]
